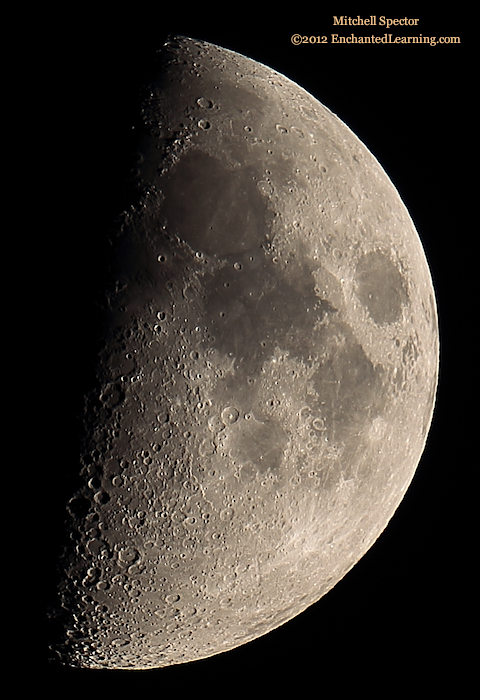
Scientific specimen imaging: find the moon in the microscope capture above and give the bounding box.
[47,35,438,670]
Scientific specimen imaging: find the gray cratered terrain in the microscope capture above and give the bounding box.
[48,36,439,669]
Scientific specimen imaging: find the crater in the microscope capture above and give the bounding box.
[227,413,287,473]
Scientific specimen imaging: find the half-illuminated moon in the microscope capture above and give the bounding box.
[48,36,439,669]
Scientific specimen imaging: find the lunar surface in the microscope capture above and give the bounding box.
[47,36,438,669]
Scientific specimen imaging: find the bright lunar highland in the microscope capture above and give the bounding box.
[48,36,439,669]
